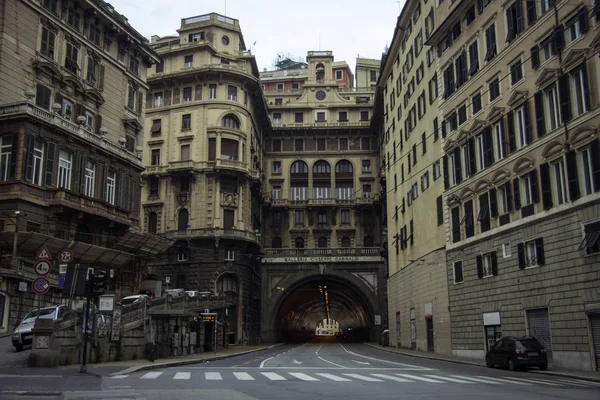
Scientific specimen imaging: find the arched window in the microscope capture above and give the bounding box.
[217,274,238,294]
[290,160,308,174]
[313,160,331,174]
[295,237,305,249]
[364,235,374,247]
[316,63,325,81]
[148,212,158,234]
[221,114,240,129]
[318,236,328,248]
[178,208,189,231]
[272,237,282,248]
[335,160,353,174]
[341,237,351,248]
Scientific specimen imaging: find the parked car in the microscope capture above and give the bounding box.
[12,305,67,352]
[163,288,185,300]
[119,294,150,307]
[185,290,199,297]
[486,336,548,371]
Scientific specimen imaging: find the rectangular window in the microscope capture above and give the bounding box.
[341,210,351,224]
[571,66,588,117]
[295,210,305,225]
[360,111,369,121]
[129,54,139,75]
[180,144,190,161]
[65,42,79,74]
[522,173,534,206]
[567,12,583,43]
[506,0,525,43]
[151,149,160,165]
[579,222,600,254]
[182,114,191,130]
[551,158,567,205]
[317,138,326,151]
[272,112,282,124]
[494,121,504,161]
[370,70,377,82]
[155,62,164,73]
[151,119,162,135]
[335,70,343,80]
[540,36,556,63]
[458,103,467,126]
[40,27,56,59]
[479,253,496,277]
[276,83,284,91]
[184,55,193,68]
[477,134,485,171]
[67,7,80,31]
[579,146,595,195]
[317,112,326,122]
[35,84,51,110]
[57,150,72,190]
[515,105,528,148]
[453,261,464,283]
[340,138,348,151]
[272,185,281,199]
[183,87,192,103]
[292,82,299,90]
[154,92,163,108]
[295,139,304,152]
[545,84,560,131]
[499,184,510,215]
[62,98,73,120]
[105,170,116,205]
[272,139,282,152]
[43,0,58,13]
[295,112,304,123]
[510,59,523,85]
[86,57,99,85]
[489,76,500,101]
[209,84,217,99]
[84,160,95,197]
[272,161,281,174]
[472,92,482,114]
[228,85,237,101]
[433,160,441,180]
[362,160,371,173]
[31,138,44,186]
[485,23,497,62]
[338,111,348,122]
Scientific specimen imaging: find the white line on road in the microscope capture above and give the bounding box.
[317,355,348,369]
[343,373,383,382]
[337,343,434,370]
[477,376,532,385]
[450,375,503,384]
[261,372,287,381]
[140,372,162,379]
[316,373,352,382]
[259,356,274,368]
[233,372,255,380]
[289,372,320,381]
[205,372,223,380]
[110,375,129,379]
[554,378,600,386]
[371,374,412,382]
[423,375,474,383]
[292,359,303,364]
[502,376,563,386]
[173,372,191,380]
[395,374,443,383]
[352,360,370,365]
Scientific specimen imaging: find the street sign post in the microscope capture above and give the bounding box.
[58,249,73,264]
[32,277,50,295]
[34,260,52,276]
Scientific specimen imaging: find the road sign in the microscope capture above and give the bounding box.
[34,260,52,276]
[32,277,50,295]
[99,295,115,312]
[165,276,170,284]
[35,246,52,261]
[58,249,73,264]
[18,281,27,291]
[59,264,68,274]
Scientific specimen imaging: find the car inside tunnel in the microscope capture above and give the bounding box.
[275,275,373,342]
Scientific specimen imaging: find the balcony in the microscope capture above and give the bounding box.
[50,189,132,225]
[0,102,141,166]
[167,160,195,172]
[212,158,248,174]
[270,198,289,207]
[309,198,336,206]
[165,227,259,244]
[262,247,383,263]
[270,121,371,129]
[143,165,167,175]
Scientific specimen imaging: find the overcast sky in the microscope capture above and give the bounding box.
[109,0,402,73]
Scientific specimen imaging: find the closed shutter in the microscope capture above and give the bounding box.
[590,315,600,371]
[9,133,17,180]
[24,135,34,182]
[208,138,216,161]
[558,74,572,123]
[566,150,580,201]
[44,142,55,187]
[534,91,545,137]
[195,84,202,101]
[98,64,105,91]
[507,111,516,153]
[527,308,553,361]
[540,163,553,209]
[172,88,180,105]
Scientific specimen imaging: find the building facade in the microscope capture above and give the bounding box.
[429,0,600,371]
[0,0,159,333]
[259,51,387,342]
[355,58,380,89]
[141,13,269,345]
[375,0,451,354]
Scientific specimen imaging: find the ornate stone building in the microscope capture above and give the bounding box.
[0,0,159,333]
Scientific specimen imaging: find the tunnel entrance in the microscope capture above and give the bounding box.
[275,276,373,343]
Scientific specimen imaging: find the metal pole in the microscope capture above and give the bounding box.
[80,277,91,373]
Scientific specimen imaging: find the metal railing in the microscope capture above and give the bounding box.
[263,247,380,257]
[165,227,259,243]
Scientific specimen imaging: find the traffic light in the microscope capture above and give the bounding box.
[90,270,108,298]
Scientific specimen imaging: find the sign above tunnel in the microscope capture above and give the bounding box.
[262,255,384,264]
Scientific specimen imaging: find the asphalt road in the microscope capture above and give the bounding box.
[1,341,599,400]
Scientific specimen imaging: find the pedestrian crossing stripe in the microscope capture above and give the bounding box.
[122,371,599,388]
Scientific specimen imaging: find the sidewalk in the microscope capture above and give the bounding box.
[61,343,282,376]
[364,342,600,383]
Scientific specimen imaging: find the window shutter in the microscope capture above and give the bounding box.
[491,251,498,275]
[460,51,468,85]
[505,7,515,43]
[453,147,462,184]
[98,64,105,90]
[44,142,55,187]
[530,46,540,69]
[489,188,498,218]
[530,169,539,203]
[468,137,477,175]
[409,220,414,245]
[484,126,495,167]
[565,150,580,201]
[443,155,449,189]
[518,243,526,269]
[553,25,564,51]
[540,163,553,209]
[513,178,521,210]
[505,182,513,212]
[558,74,572,123]
[79,156,87,193]
[172,88,180,105]
[101,164,108,202]
[95,114,102,134]
[477,0,483,13]
[522,100,532,145]
[534,91,545,137]
[507,111,516,153]
[164,90,172,106]
[578,6,588,33]
[72,153,82,192]
[476,255,483,278]
[535,238,545,265]
[137,91,143,114]
[195,84,202,101]
[441,120,447,138]
[24,135,34,182]
[145,91,152,109]
[515,0,524,33]
[8,133,17,180]
[581,61,591,112]
[590,138,600,192]
[526,0,537,25]
[437,195,443,226]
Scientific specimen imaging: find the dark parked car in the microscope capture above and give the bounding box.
[486,336,548,371]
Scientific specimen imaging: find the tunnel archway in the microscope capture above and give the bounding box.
[269,274,376,343]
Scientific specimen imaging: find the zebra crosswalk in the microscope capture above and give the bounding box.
[109,370,600,388]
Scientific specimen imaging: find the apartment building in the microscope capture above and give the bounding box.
[356,58,380,89]
[260,51,387,342]
[374,0,451,354]
[428,0,600,371]
[141,13,268,344]
[0,0,160,332]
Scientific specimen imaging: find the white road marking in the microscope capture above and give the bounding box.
[371,374,413,382]
[554,378,600,386]
[110,375,129,379]
[259,356,274,368]
[395,374,443,383]
[292,359,303,364]
[343,373,383,382]
[423,375,474,383]
[316,373,352,382]
[477,376,532,385]
[261,372,287,381]
[173,372,191,380]
[450,375,503,384]
[352,360,370,365]
[503,376,563,386]
[140,372,162,379]
[316,355,348,369]
[205,372,223,380]
[289,372,320,381]
[337,343,434,370]
[233,372,255,381]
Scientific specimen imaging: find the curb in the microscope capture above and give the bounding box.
[111,343,283,376]
[363,343,600,383]
[0,392,62,396]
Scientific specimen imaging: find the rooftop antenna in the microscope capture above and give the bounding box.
[319,34,321,51]
[224,0,227,15]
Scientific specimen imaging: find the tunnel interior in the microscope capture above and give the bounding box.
[275,276,373,342]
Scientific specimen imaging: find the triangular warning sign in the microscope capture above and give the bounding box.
[35,246,52,261]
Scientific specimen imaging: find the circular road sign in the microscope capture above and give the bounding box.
[59,249,73,264]
[32,277,50,295]
[34,260,52,276]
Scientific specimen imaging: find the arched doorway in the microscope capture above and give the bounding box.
[216,273,240,344]
[148,212,158,233]
[177,208,189,231]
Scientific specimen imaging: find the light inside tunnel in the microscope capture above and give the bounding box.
[275,276,372,342]
[315,318,340,336]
